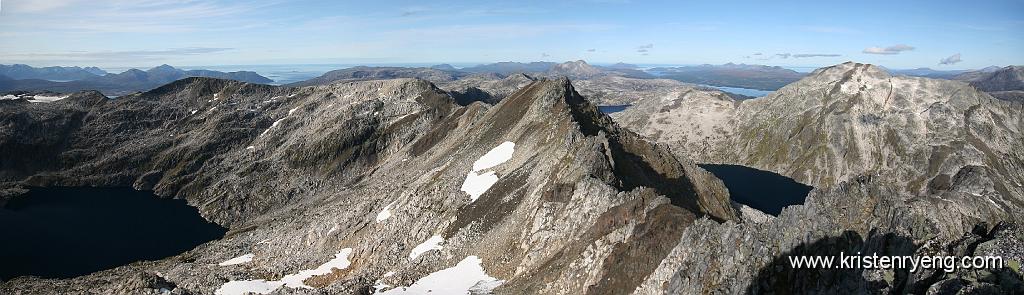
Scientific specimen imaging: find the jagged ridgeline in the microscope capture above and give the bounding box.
[1,62,1022,294]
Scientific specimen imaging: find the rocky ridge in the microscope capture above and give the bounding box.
[1,76,738,294]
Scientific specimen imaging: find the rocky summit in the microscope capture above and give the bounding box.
[1,62,1023,294]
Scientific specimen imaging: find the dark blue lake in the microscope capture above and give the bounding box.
[699,164,812,216]
[0,187,225,280]
[598,105,631,114]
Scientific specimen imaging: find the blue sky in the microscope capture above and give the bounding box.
[0,0,1021,69]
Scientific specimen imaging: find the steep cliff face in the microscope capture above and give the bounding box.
[1,77,735,294]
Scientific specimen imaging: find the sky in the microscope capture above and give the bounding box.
[0,0,1022,70]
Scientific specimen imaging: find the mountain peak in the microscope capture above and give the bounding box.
[146,64,183,76]
[430,64,457,71]
[491,77,736,221]
[548,60,604,79]
[152,64,176,70]
[809,62,890,82]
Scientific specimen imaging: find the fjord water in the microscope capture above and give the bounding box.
[0,187,225,280]
[699,164,812,216]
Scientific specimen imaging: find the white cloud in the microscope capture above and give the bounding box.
[636,44,653,54]
[751,52,840,61]
[939,53,962,65]
[863,44,915,55]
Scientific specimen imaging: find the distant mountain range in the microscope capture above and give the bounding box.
[887,66,1001,80]
[285,66,461,87]
[0,64,272,96]
[0,64,108,81]
[963,66,1024,102]
[647,63,807,90]
[445,60,651,79]
[459,61,558,74]
[290,60,653,88]
[884,65,1023,102]
[7,61,1021,102]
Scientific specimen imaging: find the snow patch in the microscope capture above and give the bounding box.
[29,95,68,103]
[472,141,515,171]
[409,235,443,260]
[376,256,503,294]
[460,142,515,202]
[219,254,254,266]
[191,110,198,115]
[260,118,286,137]
[1,95,18,100]
[216,280,282,295]
[460,171,498,202]
[215,248,353,295]
[376,202,394,222]
[289,107,298,115]
[279,248,354,288]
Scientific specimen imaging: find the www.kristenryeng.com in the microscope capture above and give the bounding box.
[788,252,1006,273]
